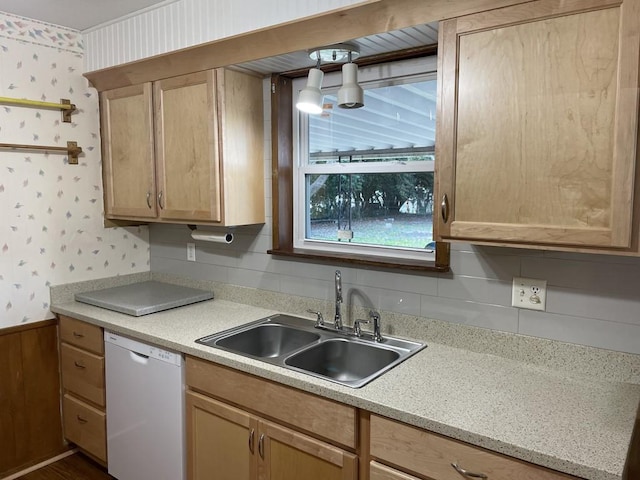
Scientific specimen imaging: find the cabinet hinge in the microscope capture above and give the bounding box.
[271,83,276,94]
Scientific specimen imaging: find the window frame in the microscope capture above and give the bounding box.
[268,54,450,273]
[292,58,438,261]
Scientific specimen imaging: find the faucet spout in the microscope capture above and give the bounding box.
[334,270,343,330]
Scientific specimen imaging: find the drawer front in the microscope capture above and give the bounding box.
[63,394,107,462]
[370,461,420,480]
[186,356,357,449]
[61,343,105,407]
[370,415,578,480]
[59,315,104,354]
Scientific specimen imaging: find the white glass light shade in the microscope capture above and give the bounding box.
[296,68,324,114]
[337,63,364,109]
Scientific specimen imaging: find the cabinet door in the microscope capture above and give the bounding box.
[186,391,257,480]
[154,71,222,222]
[258,420,357,480]
[436,0,640,248]
[101,83,156,219]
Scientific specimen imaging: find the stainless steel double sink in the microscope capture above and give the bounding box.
[196,314,426,388]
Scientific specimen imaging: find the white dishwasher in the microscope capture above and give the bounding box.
[104,331,185,480]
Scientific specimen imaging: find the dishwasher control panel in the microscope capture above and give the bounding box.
[105,331,182,366]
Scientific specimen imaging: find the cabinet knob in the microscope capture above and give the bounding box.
[74,361,86,369]
[451,462,488,479]
[76,415,88,424]
[158,191,165,209]
[441,194,450,224]
[72,331,84,338]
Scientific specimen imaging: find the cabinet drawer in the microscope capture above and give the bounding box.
[186,356,356,449]
[63,394,106,462]
[59,315,104,354]
[61,343,105,407]
[370,461,420,480]
[370,415,578,480]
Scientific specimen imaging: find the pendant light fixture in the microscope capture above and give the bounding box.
[337,51,364,109]
[296,43,363,114]
[295,62,324,114]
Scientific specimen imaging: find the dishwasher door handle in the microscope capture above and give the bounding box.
[129,350,149,365]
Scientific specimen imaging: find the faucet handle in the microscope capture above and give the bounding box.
[369,310,383,342]
[353,319,370,337]
[306,309,324,327]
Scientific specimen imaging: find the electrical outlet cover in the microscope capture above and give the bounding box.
[511,277,547,311]
[187,243,196,262]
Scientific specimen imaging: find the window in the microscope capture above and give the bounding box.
[293,56,438,261]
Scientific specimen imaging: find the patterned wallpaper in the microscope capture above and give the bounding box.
[0,11,150,327]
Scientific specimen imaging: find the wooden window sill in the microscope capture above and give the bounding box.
[268,247,450,273]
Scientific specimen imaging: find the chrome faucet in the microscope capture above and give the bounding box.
[334,270,343,330]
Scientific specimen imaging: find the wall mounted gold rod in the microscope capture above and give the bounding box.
[0,97,76,122]
[0,141,83,164]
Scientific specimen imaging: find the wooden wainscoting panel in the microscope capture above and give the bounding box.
[0,321,66,478]
[0,331,25,472]
[21,326,65,461]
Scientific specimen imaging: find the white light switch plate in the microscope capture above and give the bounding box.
[511,277,547,311]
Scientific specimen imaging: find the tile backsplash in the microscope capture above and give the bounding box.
[0,11,150,327]
[150,225,640,355]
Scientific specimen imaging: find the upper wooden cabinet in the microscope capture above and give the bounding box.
[101,83,156,220]
[101,68,265,226]
[436,0,640,251]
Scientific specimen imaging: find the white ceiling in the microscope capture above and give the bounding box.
[0,0,171,30]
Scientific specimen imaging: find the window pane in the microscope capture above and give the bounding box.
[308,79,437,164]
[306,172,434,249]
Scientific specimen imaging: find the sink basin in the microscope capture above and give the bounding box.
[285,339,400,387]
[195,313,426,388]
[214,324,320,358]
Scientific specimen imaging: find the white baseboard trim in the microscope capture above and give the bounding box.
[1,449,78,480]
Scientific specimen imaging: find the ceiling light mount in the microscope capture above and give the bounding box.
[308,43,360,63]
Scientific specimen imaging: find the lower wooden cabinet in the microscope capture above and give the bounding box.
[58,315,107,464]
[187,391,255,480]
[62,394,107,463]
[370,462,420,480]
[185,357,357,480]
[260,420,357,480]
[369,415,579,480]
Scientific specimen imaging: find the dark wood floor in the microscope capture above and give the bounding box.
[17,454,114,480]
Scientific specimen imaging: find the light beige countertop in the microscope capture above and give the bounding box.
[51,280,640,480]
